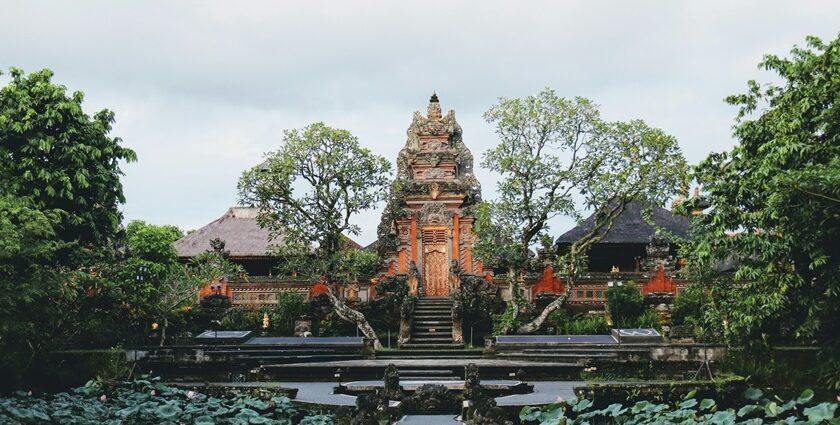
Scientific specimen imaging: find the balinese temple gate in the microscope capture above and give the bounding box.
[376,94,483,298]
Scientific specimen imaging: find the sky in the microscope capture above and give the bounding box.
[2,1,838,246]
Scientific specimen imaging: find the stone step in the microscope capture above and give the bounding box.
[400,343,465,349]
[413,309,452,314]
[413,314,452,319]
[497,352,619,358]
[376,350,482,359]
[411,332,453,338]
[413,323,453,328]
[414,319,453,325]
[401,376,460,381]
[410,337,455,343]
[399,369,455,375]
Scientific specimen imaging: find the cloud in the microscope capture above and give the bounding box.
[2,0,838,244]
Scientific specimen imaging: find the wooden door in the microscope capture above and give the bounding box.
[422,228,449,297]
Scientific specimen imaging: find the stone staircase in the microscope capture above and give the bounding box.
[401,297,463,349]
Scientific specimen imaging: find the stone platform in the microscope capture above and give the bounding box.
[258,358,583,382]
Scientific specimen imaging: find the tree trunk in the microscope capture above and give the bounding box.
[325,290,383,350]
[515,272,574,334]
[516,294,566,334]
[159,318,168,347]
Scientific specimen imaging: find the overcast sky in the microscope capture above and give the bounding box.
[2,1,838,245]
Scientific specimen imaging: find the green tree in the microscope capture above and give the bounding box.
[685,34,840,387]
[0,68,134,383]
[0,196,67,360]
[238,122,391,349]
[105,221,184,330]
[475,88,687,334]
[0,68,136,251]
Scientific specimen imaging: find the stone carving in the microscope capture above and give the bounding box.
[449,260,462,291]
[404,383,457,415]
[644,231,673,272]
[346,281,359,301]
[399,296,416,345]
[377,94,482,296]
[383,363,402,400]
[351,392,389,425]
[464,363,482,401]
[419,202,451,225]
[429,182,441,200]
[407,261,420,296]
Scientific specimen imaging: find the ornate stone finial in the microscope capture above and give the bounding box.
[427,93,442,121]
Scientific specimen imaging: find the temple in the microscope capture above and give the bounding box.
[177,94,694,309]
[374,93,484,297]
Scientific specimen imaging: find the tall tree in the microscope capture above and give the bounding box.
[0,68,136,251]
[238,122,391,349]
[475,88,687,334]
[0,68,135,382]
[685,35,840,388]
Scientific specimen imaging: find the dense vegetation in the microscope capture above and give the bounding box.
[0,378,332,424]
[520,388,838,424]
[681,33,840,388]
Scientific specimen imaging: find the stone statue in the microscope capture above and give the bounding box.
[351,392,389,425]
[383,363,402,400]
[464,363,481,401]
[407,260,419,296]
[449,259,461,291]
[346,281,360,301]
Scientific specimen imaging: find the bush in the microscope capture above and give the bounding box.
[606,282,644,328]
[634,309,662,330]
[671,284,709,327]
[218,293,309,336]
[546,310,611,335]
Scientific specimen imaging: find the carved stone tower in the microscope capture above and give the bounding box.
[377,94,482,297]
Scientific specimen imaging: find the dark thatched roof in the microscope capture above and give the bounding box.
[175,207,281,258]
[555,202,690,245]
[175,206,365,258]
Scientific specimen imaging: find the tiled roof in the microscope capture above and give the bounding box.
[555,202,690,245]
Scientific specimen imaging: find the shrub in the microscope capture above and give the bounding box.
[671,284,708,327]
[546,310,611,335]
[634,309,662,330]
[218,293,310,336]
[606,282,644,328]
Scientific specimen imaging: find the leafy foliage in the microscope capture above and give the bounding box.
[546,311,611,335]
[0,68,136,250]
[0,377,333,424]
[220,293,309,335]
[475,88,688,334]
[606,282,645,328]
[519,388,838,424]
[238,122,391,348]
[682,34,840,388]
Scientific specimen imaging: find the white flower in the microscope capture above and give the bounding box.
[99,394,107,402]
[186,390,196,399]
